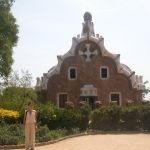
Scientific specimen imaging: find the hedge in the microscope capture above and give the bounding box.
[90,105,150,131]
[0,122,81,145]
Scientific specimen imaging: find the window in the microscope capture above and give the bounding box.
[70,68,76,79]
[68,67,77,80]
[59,94,67,108]
[100,67,109,79]
[109,93,121,106]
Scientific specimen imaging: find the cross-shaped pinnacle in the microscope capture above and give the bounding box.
[79,44,97,61]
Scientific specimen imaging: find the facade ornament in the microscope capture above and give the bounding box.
[82,12,95,36]
[36,77,41,86]
[79,44,97,61]
[35,77,41,91]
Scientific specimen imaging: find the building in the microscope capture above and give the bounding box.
[35,12,145,110]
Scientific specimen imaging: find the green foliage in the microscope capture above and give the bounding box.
[142,80,150,99]
[80,104,90,116]
[4,70,33,88]
[0,0,14,11]
[79,104,90,130]
[68,127,80,135]
[90,105,121,130]
[36,125,51,143]
[0,122,24,145]
[0,0,19,79]
[143,101,150,106]
[0,87,37,111]
[120,106,140,130]
[37,106,83,130]
[34,101,57,128]
[0,122,81,146]
[53,109,81,129]
[36,124,80,142]
[32,102,89,131]
[139,106,150,131]
[0,70,37,111]
[49,128,68,140]
[90,105,150,131]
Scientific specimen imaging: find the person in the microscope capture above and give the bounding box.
[22,102,38,150]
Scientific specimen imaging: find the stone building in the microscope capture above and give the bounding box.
[35,12,145,110]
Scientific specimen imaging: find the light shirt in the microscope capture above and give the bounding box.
[26,110,36,124]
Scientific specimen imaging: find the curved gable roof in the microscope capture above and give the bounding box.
[35,33,145,91]
[35,12,145,92]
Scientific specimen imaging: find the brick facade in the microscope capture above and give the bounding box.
[37,41,142,109]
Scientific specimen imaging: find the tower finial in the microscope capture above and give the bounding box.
[84,12,92,21]
[82,12,95,37]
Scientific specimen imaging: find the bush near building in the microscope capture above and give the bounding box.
[1,103,150,146]
[35,102,90,131]
[90,105,150,131]
[0,121,80,145]
[17,101,90,131]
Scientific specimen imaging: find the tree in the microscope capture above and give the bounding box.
[0,70,37,111]
[5,70,33,88]
[142,80,150,99]
[0,0,19,80]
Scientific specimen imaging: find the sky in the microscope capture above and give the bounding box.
[11,0,150,99]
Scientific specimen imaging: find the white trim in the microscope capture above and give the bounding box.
[100,66,109,79]
[57,93,68,109]
[109,92,122,106]
[68,67,77,80]
[80,85,98,96]
[36,32,145,91]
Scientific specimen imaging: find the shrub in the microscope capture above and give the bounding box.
[35,101,57,127]
[36,126,80,142]
[90,106,122,131]
[36,125,51,142]
[69,127,80,135]
[120,106,140,130]
[79,104,90,130]
[35,102,89,131]
[49,128,68,140]
[0,134,19,145]
[0,122,81,146]
[106,105,122,130]
[139,106,150,131]
[90,105,150,131]
[0,122,24,145]
[49,109,83,130]
[0,108,19,123]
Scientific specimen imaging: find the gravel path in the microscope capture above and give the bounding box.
[19,133,150,150]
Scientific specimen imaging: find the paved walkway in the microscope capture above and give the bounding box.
[19,133,150,150]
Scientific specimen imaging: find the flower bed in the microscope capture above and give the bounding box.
[0,108,19,123]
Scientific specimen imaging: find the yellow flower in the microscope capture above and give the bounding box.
[0,108,19,121]
[53,114,56,117]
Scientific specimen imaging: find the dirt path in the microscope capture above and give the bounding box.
[19,133,150,150]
